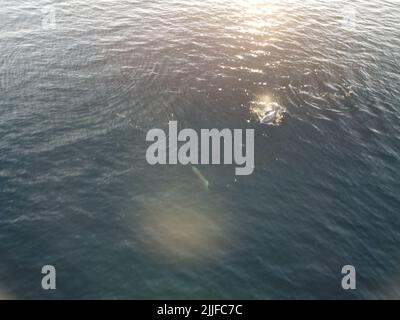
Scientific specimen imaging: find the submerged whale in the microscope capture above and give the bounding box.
[250,96,286,126]
[259,102,285,125]
[261,109,279,124]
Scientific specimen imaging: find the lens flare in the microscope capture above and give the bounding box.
[137,202,225,264]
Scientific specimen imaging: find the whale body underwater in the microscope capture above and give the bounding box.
[259,102,286,125]
[261,109,279,124]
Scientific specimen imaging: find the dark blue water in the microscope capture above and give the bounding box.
[1,0,400,299]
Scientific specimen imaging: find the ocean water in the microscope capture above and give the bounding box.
[0,0,399,299]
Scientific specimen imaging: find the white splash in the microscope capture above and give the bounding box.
[250,95,286,126]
